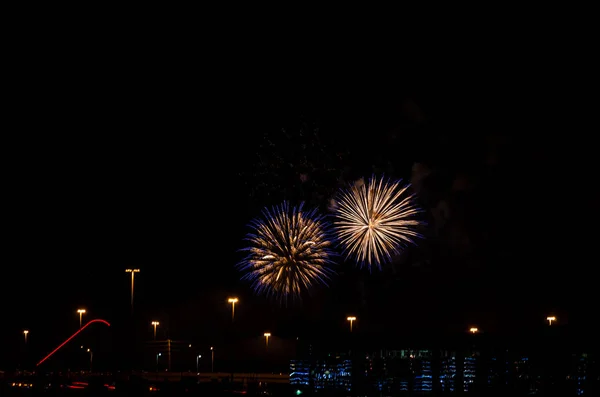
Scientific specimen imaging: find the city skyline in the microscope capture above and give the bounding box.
[3,74,598,370]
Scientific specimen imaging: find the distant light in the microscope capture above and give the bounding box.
[264,332,271,337]
[469,327,479,334]
[547,316,556,325]
[296,390,303,395]
[228,298,238,303]
[347,316,356,321]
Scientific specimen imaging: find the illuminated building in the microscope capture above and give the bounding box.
[511,355,538,394]
[463,352,478,392]
[364,350,410,394]
[570,353,592,396]
[289,360,309,387]
[312,356,352,391]
[439,350,457,392]
[410,350,433,392]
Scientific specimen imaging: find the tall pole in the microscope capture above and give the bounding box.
[167,339,172,371]
[125,269,140,310]
[264,332,271,348]
[23,330,29,344]
[211,346,214,372]
[87,348,93,372]
[152,321,159,340]
[228,298,238,322]
[347,316,356,332]
[196,354,201,373]
[77,309,86,328]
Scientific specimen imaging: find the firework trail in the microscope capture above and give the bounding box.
[332,175,424,270]
[238,201,336,302]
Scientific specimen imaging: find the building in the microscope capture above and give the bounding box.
[439,350,457,392]
[289,359,309,387]
[290,354,351,393]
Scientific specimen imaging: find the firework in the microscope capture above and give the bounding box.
[238,201,335,302]
[239,122,348,206]
[332,175,423,270]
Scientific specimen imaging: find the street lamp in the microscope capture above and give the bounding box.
[86,348,93,372]
[156,352,161,371]
[227,297,238,322]
[77,309,86,328]
[151,321,159,340]
[547,316,556,325]
[469,327,479,334]
[210,346,214,372]
[264,332,271,348]
[125,268,140,310]
[347,316,356,332]
[196,354,201,373]
[23,330,29,344]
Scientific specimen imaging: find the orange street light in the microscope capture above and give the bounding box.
[469,327,479,334]
[227,298,238,322]
[264,332,271,348]
[23,330,29,344]
[77,309,86,328]
[547,316,556,325]
[347,316,356,332]
[125,269,140,309]
[151,321,160,340]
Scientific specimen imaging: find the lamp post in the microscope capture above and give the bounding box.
[151,321,160,340]
[547,316,556,325]
[210,346,214,372]
[196,354,201,373]
[86,348,93,372]
[23,330,29,344]
[227,298,238,322]
[469,327,479,334]
[264,332,271,348]
[125,268,140,310]
[347,316,356,332]
[77,309,86,328]
[156,352,161,371]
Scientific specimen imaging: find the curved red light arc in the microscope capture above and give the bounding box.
[36,319,110,366]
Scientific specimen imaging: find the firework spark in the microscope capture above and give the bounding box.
[238,201,335,302]
[332,175,423,270]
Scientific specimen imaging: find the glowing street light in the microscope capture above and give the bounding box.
[228,297,238,322]
[151,321,160,340]
[23,330,29,344]
[156,352,161,370]
[210,346,214,372]
[86,348,93,371]
[347,316,356,332]
[264,332,271,348]
[77,309,86,328]
[125,268,140,310]
[469,327,479,334]
[196,354,201,373]
[547,316,556,325]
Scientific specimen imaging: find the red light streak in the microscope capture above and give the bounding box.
[36,319,110,366]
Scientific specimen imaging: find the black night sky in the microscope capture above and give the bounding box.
[2,46,598,369]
